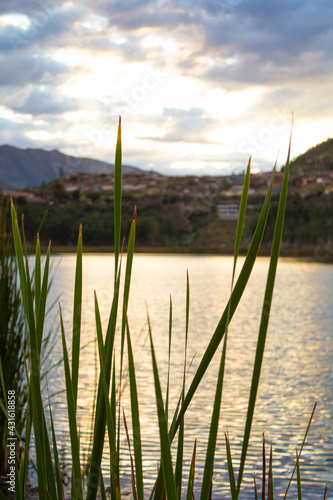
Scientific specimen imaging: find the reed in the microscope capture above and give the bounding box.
[0,118,326,499]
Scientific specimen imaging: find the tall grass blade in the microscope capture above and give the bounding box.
[94,292,117,497]
[175,272,190,499]
[72,225,82,409]
[123,409,138,500]
[87,266,121,499]
[34,235,41,313]
[87,119,122,498]
[126,315,144,500]
[262,434,266,500]
[175,411,184,500]
[186,440,196,500]
[296,450,302,500]
[236,133,292,494]
[117,209,137,486]
[11,202,52,498]
[165,295,172,420]
[283,402,317,499]
[148,310,177,500]
[114,116,122,278]
[173,166,275,435]
[59,305,83,499]
[225,434,237,500]
[268,444,273,500]
[48,394,65,500]
[36,243,50,354]
[233,158,251,280]
[254,474,258,500]
[99,470,107,500]
[200,334,227,500]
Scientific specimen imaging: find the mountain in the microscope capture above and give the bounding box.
[0,145,143,191]
[290,137,333,175]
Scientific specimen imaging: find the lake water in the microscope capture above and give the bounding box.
[43,254,333,499]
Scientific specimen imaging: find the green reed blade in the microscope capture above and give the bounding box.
[268,444,273,500]
[34,235,41,314]
[148,311,177,500]
[48,392,65,500]
[175,416,184,500]
[225,434,237,500]
[236,134,291,494]
[200,163,250,500]
[254,474,258,500]
[233,158,251,282]
[111,358,116,456]
[19,393,32,499]
[283,402,316,500]
[100,470,107,500]
[14,460,22,500]
[126,315,144,500]
[87,268,121,499]
[36,242,50,354]
[114,116,122,278]
[186,440,196,500]
[175,272,190,499]
[166,295,172,420]
[151,395,183,499]
[200,334,227,500]
[0,358,6,410]
[11,202,30,329]
[123,409,139,500]
[72,225,82,410]
[173,166,275,437]
[262,434,266,500]
[59,305,83,500]
[11,202,49,497]
[94,292,117,493]
[118,210,137,473]
[87,122,123,497]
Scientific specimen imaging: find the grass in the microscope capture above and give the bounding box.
[0,118,328,499]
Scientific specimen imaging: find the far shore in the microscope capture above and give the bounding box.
[36,244,333,263]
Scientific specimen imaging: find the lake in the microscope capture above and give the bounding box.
[43,254,333,499]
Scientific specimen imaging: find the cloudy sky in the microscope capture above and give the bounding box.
[0,0,332,175]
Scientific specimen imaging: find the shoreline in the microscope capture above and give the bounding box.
[37,244,333,263]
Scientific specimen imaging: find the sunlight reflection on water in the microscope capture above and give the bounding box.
[43,255,332,499]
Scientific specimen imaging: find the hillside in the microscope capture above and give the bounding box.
[0,145,143,190]
[290,137,333,174]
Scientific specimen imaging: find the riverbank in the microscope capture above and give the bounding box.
[39,243,333,263]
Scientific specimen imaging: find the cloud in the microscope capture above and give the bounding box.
[0,0,332,174]
[137,107,219,143]
[0,53,69,86]
[9,88,78,116]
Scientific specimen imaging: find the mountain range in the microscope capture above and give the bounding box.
[1,138,332,191]
[0,145,143,191]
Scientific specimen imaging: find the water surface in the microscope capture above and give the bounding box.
[44,255,333,498]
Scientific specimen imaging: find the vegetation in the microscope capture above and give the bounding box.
[0,200,27,476]
[0,120,328,499]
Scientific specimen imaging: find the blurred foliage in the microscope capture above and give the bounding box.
[3,190,333,251]
[0,199,27,474]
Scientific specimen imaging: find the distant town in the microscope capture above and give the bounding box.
[1,138,332,261]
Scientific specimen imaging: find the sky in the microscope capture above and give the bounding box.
[0,0,332,176]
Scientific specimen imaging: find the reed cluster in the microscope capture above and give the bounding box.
[0,119,327,499]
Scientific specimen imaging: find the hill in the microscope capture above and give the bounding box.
[290,137,333,174]
[0,145,143,191]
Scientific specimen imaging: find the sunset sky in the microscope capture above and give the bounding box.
[0,0,332,175]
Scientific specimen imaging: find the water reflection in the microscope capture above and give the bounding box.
[44,255,333,499]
